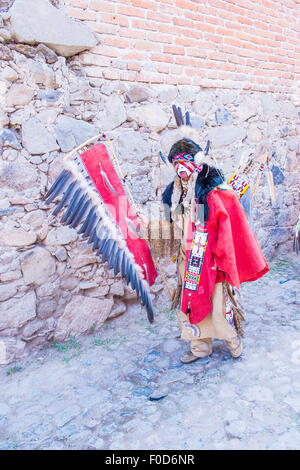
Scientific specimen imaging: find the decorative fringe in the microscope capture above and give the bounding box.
[171,284,182,310]
[171,175,183,215]
[146,218,181,259]
[224,282,246,337]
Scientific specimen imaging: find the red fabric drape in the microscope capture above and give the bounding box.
[181,188,269,324]
[81,143,157,286]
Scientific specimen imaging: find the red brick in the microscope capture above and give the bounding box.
[68,0,89,8]
[119,28,146,39]
[228,56,245,65]
[236,15,253,26]
[240,42,258,52]
[117,5,145,18]
[176,0,198,11]
[131,0,157,9]
[170,64,184,74]
[136,72,163,84]
[163,45,185,55]
[148,32,173,43]
[173,26,203,40]
[216,9,238,21]
[92,46,119,58]
[66,7,96,21]
[173,17,195,28]
[177,75,191,85]
[203,33,223,43]
[90,1,115,12]
[197,23,215,33]
[104,37,132,48]
[93,23,118,35]
[207,0,227,9]
[166,76,179,85]
[157,63,170,74]
[151,53,174,63]
[132,19,157,31]
[184,11,205,22]
[204,15,225,26]
[119,70,138,81]
[127,62,142,71]
[103,69,121,80]
[123,51,145,60]
[84,66,104,78]
[135,41,161,52]
[190,42,215,53]
[224,37,242,47]
[160,4,182,15]
[187,48,209,59]
[216,27,235,37]
[157,23,172,34]
[101,13,129,27]
[174,36,197,47]
[224,21,243,31]
[79,53,111,67]
[184,67,197,76]
[237,49,257,59]
[146,11,171,23]
[208,52,228,62]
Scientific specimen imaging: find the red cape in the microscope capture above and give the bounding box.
[181,188,269,324]
[81,144,157,285]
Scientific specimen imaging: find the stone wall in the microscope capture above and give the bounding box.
[0,0,299,364]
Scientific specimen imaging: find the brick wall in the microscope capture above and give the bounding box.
[64,0,300,93]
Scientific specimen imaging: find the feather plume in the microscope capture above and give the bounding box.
[237,149,251,175]
[99,163,118,196]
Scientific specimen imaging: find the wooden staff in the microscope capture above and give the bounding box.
[63,132,183,328]
[63,133,103,161]
[105,136,183,329]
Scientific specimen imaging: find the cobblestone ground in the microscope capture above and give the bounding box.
[0,256,299,450]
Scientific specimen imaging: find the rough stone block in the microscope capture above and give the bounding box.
[9,0,97,57]
[22,117,59,155]
[0,291,36,331]
[54,295,113,341]
[0,338,26,365]
[21,246,56,285]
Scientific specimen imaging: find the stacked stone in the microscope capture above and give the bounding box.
[0,0,299,365]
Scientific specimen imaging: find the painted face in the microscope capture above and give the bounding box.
[174,160,196,180]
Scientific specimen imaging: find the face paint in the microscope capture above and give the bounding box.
[172,153,194,162]
[175,161,195,180]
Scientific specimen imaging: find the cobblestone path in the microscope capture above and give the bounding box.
[0,256,299,450]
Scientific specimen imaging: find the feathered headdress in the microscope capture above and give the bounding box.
[160,105,210,167]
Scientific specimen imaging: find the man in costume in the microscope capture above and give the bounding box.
[161,132,269,363]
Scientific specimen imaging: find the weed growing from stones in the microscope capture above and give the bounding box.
[6,366,22,376]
